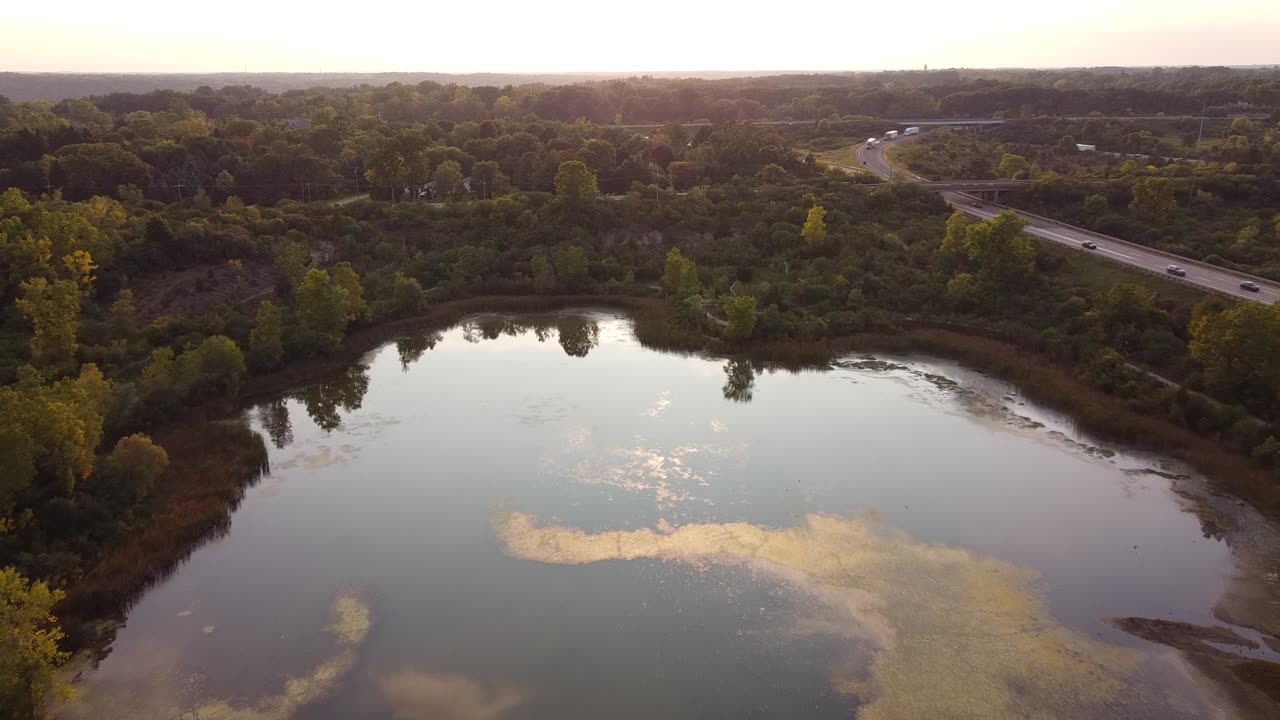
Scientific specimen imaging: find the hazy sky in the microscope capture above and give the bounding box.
[5,0,1279,73]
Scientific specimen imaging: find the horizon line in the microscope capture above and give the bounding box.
[5,64,1280,77]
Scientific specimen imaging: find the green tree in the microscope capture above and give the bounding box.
[1189,302,1280,404]
[61,250,97,293]
[1082,193,1108,220]
[51,142,152,195]
[759,164,786,183]
[453,245,496,282]
[997,153,1029,178]
[273,240,310,289]
[722,295,758,339]
[963,210,1036,286]
[802,205,828,247]
[1235,221,1261,248]
[662,122,689,152]
[109,288,137,335]
[667,161,701,191]
[577,139,617,175]
[434,160,464,196]
[0,428,35,514]
[294,268,348,354]
[530,253,557,291]
[16,278,80,368]
[365,129,432,203]
[141,347,176,388]
[248,301,285,371]
[0,567,73,720]
[390,272,424,316]
[553,245,590,290]
[0,366,107,498]
[176,336,247,397]
[471,160,507,199]
[101,433,170,503]
[663,248,700,298]
[214,169,235,194]
[1092,283,1161,351]
[939,210,972,259]
[1129,177,1176,224]
[332,262,367,321]
[553,160,599,202]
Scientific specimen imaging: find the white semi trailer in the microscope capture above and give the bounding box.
[883,130,899,141]
[903,126,920,136]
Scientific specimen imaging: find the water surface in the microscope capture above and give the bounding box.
[66,310,1277,719]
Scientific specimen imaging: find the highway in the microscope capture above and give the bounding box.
[850,135,1279,304]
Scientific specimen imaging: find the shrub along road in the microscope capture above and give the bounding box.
[849,135,1280,304]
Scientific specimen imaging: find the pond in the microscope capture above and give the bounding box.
[64,309,1280,720]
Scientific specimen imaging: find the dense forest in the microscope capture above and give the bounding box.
[2,66,1279,206]
[3,69,1280,718]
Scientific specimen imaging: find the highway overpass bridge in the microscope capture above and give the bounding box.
[916,179,1030,201]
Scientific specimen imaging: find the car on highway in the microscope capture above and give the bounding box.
[1081,241,1097,250]
[1241,281,1261,292]
[1166,265,1187,277]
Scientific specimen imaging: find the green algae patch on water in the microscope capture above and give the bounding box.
[194,591,372,720]
[493,511,1163,720]
[61,591,373,720]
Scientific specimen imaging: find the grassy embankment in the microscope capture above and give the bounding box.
[812,139,924,182]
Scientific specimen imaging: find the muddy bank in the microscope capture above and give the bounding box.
[831,328,1280,520]
[1110,618,1280,718]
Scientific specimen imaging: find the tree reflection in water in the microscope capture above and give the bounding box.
[722,359,760,403]
[296,364,371,432]
[556,317,600,358]
[258,398,293,449]
[461,316,557,345]
[395,332,442,371]
[456,314,595,356]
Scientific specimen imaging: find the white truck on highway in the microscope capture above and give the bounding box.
[903,126,920,136]
[865,137,877,148]
[883,130,899,141]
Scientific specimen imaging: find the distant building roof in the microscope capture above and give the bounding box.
[1076,144,1097,152]
[285,118,312,130]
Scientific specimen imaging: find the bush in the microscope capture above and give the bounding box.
[176,336,247,397]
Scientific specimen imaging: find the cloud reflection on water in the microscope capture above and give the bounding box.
[494,511,1216,720]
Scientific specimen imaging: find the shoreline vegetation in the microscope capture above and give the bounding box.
[57,294,1279,652]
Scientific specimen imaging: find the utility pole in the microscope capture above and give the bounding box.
[1196,102,1207,151]
[1189,102,1207,206]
